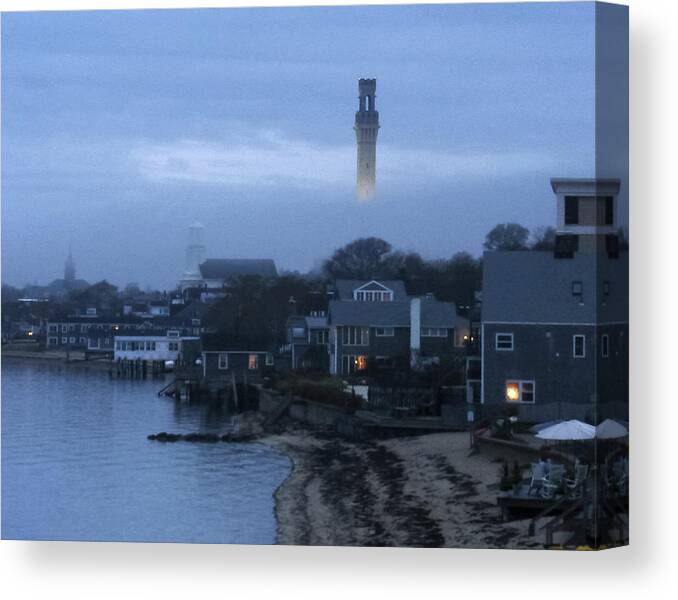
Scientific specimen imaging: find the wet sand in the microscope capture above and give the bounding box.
[261,427,540,549]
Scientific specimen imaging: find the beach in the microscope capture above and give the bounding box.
[261,428,540,549]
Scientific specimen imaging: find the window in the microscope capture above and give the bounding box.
[248,354,259,370]
[375,327,394,337]
[61,325,68,333]
[505,380,535,403]
[115,342,122,351]
[601,334,609,358]
[48,337,58,346]
[312,329,328,344]
[218,353,229,370]
[191,318,201,326]
[341,354,368,375]
[266,353,274,366]
[604,196,614,225]
[342,326,369,346]
[167,330,180,338]
[421,327,448,337]
[69,337,76,344]
[572,281,583,297]
[168,342,179,352]
[79,337,86,344]
[86,308,97,316]
[495,333,514,351]
[292,327,305,338]
[61,337,68,344]
[48,324,58,333]
[573,335,586,358]
[603,281,610,297]
[564,196,579,225]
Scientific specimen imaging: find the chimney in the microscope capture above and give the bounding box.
[410,297,421,367]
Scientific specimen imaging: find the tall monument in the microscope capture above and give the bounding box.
[354,78,380,200]
[180,222,206,291]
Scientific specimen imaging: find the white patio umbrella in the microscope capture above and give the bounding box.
[596,418,629,440]
[536,419,596,441]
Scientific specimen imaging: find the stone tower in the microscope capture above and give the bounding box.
[354,78,380,200]
[64,246,76,289]
[180,222,206,291]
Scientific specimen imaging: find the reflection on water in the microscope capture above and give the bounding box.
[1,359,290,544]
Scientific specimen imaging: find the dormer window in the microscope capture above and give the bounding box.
[353,281,394,302]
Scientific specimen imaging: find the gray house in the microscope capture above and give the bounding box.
[328,279,469,376]
[286,314,330,371]
[481,178,628,422]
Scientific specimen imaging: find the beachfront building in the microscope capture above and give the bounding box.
[46,316,153,353]
[480,178,629,423]
[285,314,330,371]
[113,331,199,364]
[199,336,276,381]
[328,279,469,376]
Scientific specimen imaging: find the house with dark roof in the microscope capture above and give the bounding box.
[190,258,278,300]
[480,178,628,423]
[286,314,330,371]
[327,279,469,376]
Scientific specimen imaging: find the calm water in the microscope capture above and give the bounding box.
[1,358,290,544]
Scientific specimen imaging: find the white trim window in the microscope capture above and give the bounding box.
[573,334,586,358]
[69,337,76,344]
[601,334,609,358]
[168,342,179,352]
[48,337,58,346]
[248,354,259,370]
[375,327,394,337]
[48,324,58,333]
[218,353,229,370]
[353,282,394,302]
[341,326,369,346]
[61,325,68,333]
[265,353,274,366]
[61,337,68,344]
[421,327,448,337]
[505,380,535,403]
[495,333,514,351]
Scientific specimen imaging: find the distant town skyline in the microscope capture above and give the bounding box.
[1,3,628,289]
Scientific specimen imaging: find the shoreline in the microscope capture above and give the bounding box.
[260,426,540,549]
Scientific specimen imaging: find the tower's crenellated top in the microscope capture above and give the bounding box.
[354,78,379,200]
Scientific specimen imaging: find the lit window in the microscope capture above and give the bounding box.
[218,353,229,369]
[506,380,535,403]
[573,335,586,358]
[495,333,514,351]
[248,354,259,370]
[355,356,367,371]
[601,334,609,358]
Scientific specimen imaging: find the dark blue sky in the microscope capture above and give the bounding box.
[1,3,627,289]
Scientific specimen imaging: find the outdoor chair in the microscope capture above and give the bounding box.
[565,464,589,499]
[540,464,565,499]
